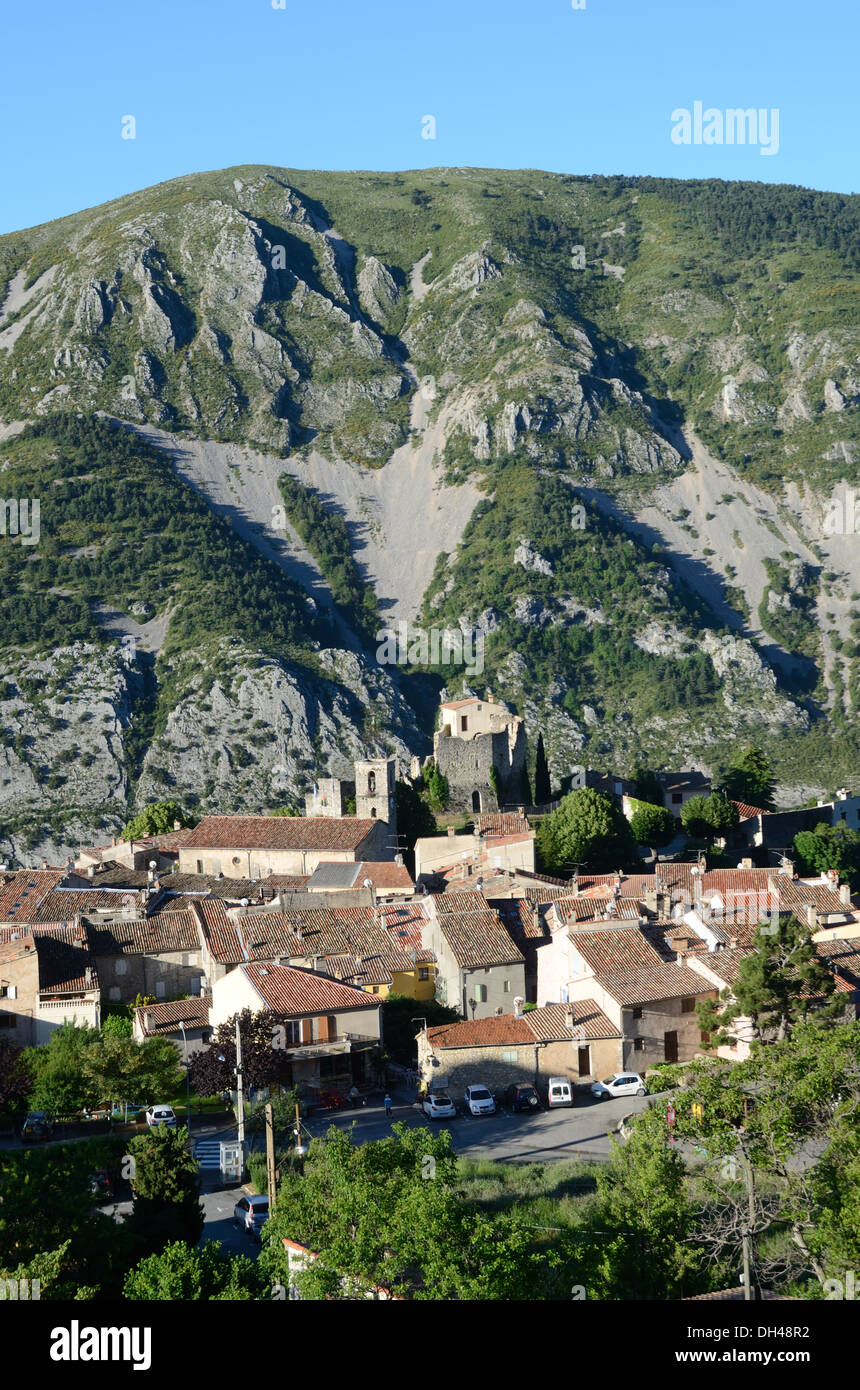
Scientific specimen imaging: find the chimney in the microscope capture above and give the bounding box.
[395,853,404,866]
[87,864,95,880]
[839,883,851,906]
[806,904,817,929]
[144,1010,154,1033]
[447,826,455,838]
[513,996,524,1019]
[174,818,182,829]
[41,857,48,871]
[740,858,753,870]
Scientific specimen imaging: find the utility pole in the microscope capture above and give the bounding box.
[745,1154,757,1300]
[235,1015,245,1177]
[265,1102,277,1216]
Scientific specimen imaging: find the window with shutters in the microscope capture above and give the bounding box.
[681,997,696,1014]
[474,984,487,1003]
[418,966,429,981]
[155,981,166,999]
[115,960,127,977]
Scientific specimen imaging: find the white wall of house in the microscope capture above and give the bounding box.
[35,996,100,1044]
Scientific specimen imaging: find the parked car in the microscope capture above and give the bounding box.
[233,1194,269,1240]
[547,1076,574,1108]
[591,1073,648,1101]
[145,1104,177,1128]
[20,1111,53,1143]
[111,1102,147,1121]
[504,1083,541,1113]
[422,1092,457,1121]
[464,1085,496,1116]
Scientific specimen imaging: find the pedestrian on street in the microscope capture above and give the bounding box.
[384,1093,393,1118]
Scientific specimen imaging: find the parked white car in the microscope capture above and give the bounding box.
[233,1193,269,1240]
[591,1073,647,1101]
[464,1085,496,1116]
[145,1104,177,1128]
[422,1092,457,1120]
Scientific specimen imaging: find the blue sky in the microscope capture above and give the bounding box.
[1,0,856,234]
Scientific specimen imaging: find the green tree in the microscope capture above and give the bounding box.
[260,1123,543,1299]
[124,1240,265,1300]
[534,732,552,804]
[696,917,837,1046]
[83,1034,184,1110]
[122,800,195,840]
[633,765,663,805]
[666,1023,860,1292]
[681,792,740,839]
[23,1021,101,1114]
[535,788,637,874]
[380,994,461,1063]
[395,779,437,855]
[422,761,450,812]
[125,1126,204,1254]
[628,799,675,850]
[718,747,776,810]
[0,1039,32,1117]
[0,1137,138,1296]
[101,1013,133,1040]
[793,821,860,888]
[591,1107,700,1299]
[269,805,300,817]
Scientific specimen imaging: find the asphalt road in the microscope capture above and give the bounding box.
[299,1088,660,1163]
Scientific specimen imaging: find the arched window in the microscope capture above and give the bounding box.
[472,790,482,813]
[370,807,376,818]
[368,771,376,794]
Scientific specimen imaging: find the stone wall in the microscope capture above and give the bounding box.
[418,1033,622,1098]
[434,724,527,814]
[95,949,205,1006]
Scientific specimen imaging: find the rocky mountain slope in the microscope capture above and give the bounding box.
[0,167,858,861]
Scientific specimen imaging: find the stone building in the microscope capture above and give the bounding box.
[304,757,398,846]
[432,696,527,814]
[178,813,392,879]
[0,926,101,1045]
[85,910,206,1006]
[417,1000,622,1099]
[420,890,525,1019]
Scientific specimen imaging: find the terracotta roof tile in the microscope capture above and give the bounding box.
[181,815,378,852]
[242,963,380,1016]
[85,910,200,956]
[473,812,532,838]
[134,996,212,1034]
[434,907,525,969]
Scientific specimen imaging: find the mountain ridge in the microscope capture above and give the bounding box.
[1,165,858,861]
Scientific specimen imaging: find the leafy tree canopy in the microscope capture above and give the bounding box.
[122,800,196,840]
[535,787,637,874]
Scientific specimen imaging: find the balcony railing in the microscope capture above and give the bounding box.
[285,1031,379,1056]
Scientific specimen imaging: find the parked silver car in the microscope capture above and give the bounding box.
[233,1193,269,1240]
